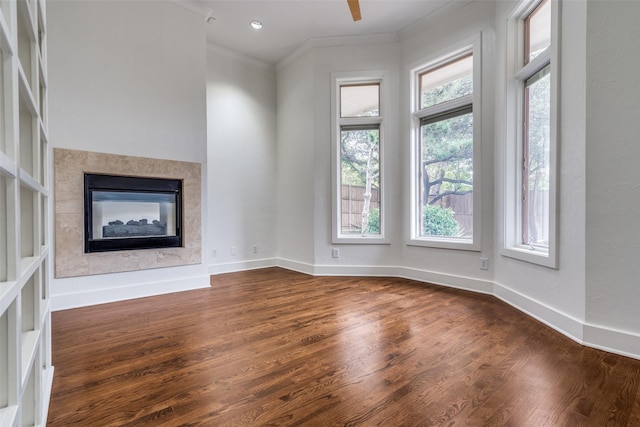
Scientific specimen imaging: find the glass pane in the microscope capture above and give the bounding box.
[340,84,379,117]
[523,66,550,247]
[420,112,473,238]
[91,191,177,240]
[526,0,551,64]
[420,54,472,109]
[340,127,380,235]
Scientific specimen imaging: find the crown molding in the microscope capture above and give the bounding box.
[206,42,276,71]
[277,32,399,72]
[168,0,214,21]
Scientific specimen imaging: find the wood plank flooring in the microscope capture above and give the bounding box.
[47,268,640,426]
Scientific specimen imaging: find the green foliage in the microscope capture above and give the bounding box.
[423,204,461,237]
[341,129,380,187]
[422,74,473,109]
[367,208,380,234]
[422,113,473,195]
[526,68,550,191]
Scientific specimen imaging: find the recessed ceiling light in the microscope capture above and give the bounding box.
[250,20,263,30]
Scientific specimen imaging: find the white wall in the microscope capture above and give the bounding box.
[585,0,640,352]
[492,0,587,341]
[206,45,278,273]
[276,1,496,286]
[48,1,210,309]
[399,0,496,291]
[276,51,316,267]
[311,41,402,269]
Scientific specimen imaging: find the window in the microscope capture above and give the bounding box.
[409,36,481,250]
[332,72,387,243]
[503,0,558,268]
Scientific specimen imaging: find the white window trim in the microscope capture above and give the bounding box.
[331,70,389,244]
[501,0,560,268]
[408,34,482,251]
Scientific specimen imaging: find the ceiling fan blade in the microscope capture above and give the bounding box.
[347,0,362,21]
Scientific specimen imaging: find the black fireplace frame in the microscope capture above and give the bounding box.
[84,173,183,253]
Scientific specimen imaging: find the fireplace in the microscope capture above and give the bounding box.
[84,173,182,253]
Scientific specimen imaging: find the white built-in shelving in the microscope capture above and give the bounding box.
[0,0,52,426]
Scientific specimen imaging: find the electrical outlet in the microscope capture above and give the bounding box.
[231,246,236,256]
[212,248,217,257]
[332,248,340,258]
[252,245,258,254]
[480,257,489,270]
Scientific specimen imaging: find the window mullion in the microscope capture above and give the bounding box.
[414,94,472,121]
[339,117,382,128]
[515,48,550,81]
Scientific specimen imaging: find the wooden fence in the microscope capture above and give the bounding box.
[341,185,473,236]
[341,185,380,233]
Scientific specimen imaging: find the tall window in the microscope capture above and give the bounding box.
[503,0,558,267]
[332,73,386,243]
[410,37,481,250]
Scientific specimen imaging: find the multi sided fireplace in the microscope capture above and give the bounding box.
[84,173,183,253]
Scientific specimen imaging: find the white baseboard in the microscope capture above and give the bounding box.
[396,266,494,294]
[276,258,316,275]
[272,260,492,294]
[208,258,278,275]
[52,274,210,311]
[493,281,585,343]
[583,323,640,360]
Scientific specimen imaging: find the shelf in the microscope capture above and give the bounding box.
[20,186,36,261]
[0,281,17,315]
[1,0,49,423]
[19,257,38,284]
[40,194,46,248]
[38,123,48,146]
[17,0,36,95]
[0,2,13,57]
[0,152,17,177]
[0,174,8,283]
[0,45,6,158]
[0,306,9,409]
[19,92,36,178]
[0,406,18,427]
[21,356,37,426]
[19,167,44,194]
[21,330,38,387]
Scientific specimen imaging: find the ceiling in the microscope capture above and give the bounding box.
[197,0,462,64]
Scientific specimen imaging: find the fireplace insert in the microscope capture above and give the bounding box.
[84,173,182,253]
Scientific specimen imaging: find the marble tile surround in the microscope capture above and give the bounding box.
[54,148,202,278]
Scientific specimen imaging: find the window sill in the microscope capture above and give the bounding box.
[500,245,558,269]
[408,237,479,252]
[333,236,390,245]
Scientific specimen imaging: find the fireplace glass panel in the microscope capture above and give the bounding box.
[91,191,177,240]
[84,173,182,253]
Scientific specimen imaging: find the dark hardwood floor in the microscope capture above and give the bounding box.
[47,268,640,426]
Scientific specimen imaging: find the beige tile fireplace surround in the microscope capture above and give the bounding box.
[54,148,202,278]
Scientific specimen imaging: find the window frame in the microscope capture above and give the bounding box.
[331,71,389,244]
[502,0,559,268]
[408,35,482,251]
